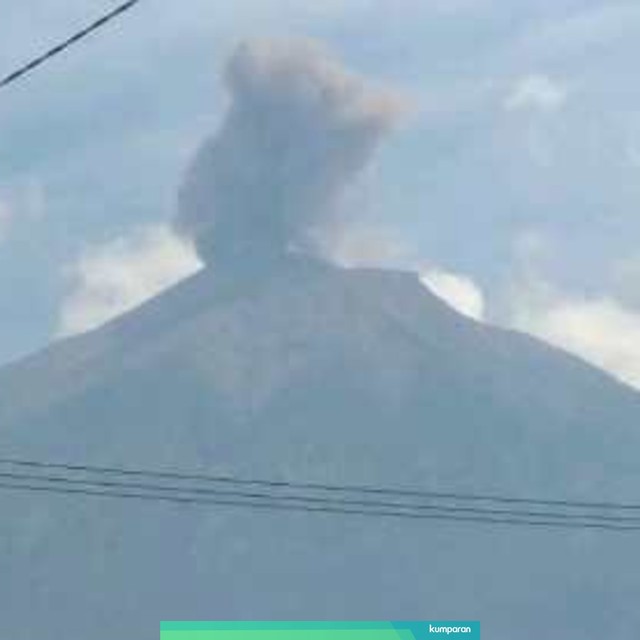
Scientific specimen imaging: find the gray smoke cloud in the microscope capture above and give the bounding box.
[176,38,404,270]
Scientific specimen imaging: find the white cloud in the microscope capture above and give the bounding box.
[505,74,567,113]
[506,234,640,389]
[420,268,485,320]
[513,291,640,390]
[57,224,202,337]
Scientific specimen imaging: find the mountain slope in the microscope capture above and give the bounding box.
[2,258,640,639]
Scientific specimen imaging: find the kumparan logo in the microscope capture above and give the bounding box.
[428,623,474,635]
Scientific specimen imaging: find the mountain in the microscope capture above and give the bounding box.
[2,256,640,639]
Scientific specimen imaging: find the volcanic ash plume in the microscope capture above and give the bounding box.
[176,39,404,271]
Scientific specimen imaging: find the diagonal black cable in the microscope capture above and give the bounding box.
[1,456,639,512]
[1,478,639,532]
[0,0,142,90]
[3,468,640,530]
[4,469,640,525]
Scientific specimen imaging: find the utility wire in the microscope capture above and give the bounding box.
[2,456,639,512]
[2,463,640,531]
[0,0,142,90]
[2,469,639,525]
[1,478,639,532]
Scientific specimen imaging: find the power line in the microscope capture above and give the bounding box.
[3,469,640,525]
[2,456,639,512]
[1,478,638,532]
[0,0,142,90]
[1,462,640,531]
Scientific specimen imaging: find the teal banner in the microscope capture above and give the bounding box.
[161,621,480,639]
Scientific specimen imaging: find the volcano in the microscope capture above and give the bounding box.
[1,255,640,639]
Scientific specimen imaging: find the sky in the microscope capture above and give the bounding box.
[2,0,640,387]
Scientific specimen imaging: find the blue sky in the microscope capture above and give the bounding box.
[2,0,640,385]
